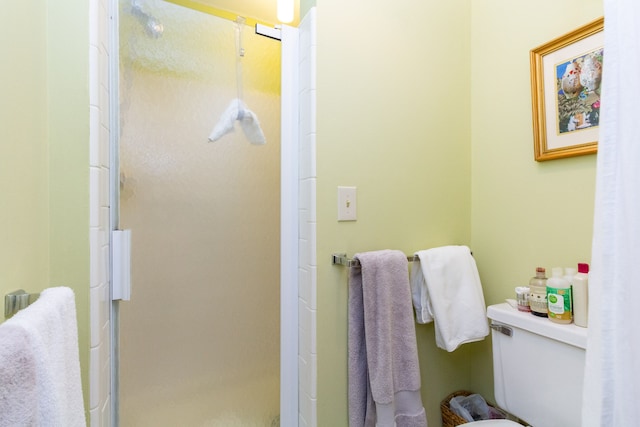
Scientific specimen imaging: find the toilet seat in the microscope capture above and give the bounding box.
[465,420,523,426]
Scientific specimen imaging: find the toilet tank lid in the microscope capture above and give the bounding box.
[487,303,587,349]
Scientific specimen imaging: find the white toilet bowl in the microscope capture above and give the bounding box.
[466,421,522,426]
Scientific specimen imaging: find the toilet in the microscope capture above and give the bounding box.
[466,302,587,426]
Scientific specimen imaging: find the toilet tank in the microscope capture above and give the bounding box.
[488,303,587,427]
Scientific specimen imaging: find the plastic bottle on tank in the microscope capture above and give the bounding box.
[547,267,572,324]
[529,267,548,317]
[572,263,589,327]
[563,267,576,286]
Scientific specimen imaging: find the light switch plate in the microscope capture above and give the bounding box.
[338,186,357,221]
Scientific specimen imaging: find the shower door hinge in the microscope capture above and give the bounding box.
[112,229,132,301]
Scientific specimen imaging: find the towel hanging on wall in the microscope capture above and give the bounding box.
[410,245,489,352]
[348,249,427,427]
[0,287,86,427]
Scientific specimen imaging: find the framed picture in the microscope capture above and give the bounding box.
[530,18,604,161]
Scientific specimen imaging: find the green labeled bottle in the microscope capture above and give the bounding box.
[547,267,572,324]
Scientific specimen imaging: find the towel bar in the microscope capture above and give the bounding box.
[4,290,40,319]
[332,252,419,268]
[332,249,472,268]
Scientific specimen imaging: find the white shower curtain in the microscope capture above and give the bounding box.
[583,1,640,425]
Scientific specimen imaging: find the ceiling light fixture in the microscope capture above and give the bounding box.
[277,0,294,23]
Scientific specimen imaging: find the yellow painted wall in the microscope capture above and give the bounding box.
[47,0,90,418]
[0,0,90,420]
[316,0,603,425]
[0,2,50,310]
[469,0,602,400]
[316,1,474,425]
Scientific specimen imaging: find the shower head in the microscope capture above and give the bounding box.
[131,0,164,38]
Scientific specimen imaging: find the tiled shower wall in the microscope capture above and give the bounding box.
[298,8,318,427]
[88,0,112,425]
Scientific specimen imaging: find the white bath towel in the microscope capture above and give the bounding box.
[410,245,489,352]
[0,287,86,427]
[348,250,427,427]
[208,98,266,145]
[0,324,38,426]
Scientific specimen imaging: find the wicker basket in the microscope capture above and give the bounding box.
[441,390,474,426]
[441,390,513,427]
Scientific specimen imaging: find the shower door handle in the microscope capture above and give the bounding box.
[112,229,132,301]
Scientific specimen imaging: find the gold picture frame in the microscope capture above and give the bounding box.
[530,17,604,161]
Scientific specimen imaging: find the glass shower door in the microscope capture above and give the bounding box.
[117,1,281,425]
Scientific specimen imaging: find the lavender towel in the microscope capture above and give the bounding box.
[349,250,427,427]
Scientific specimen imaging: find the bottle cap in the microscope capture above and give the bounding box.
[551,267,563,277]
[564,267,576,276]
[578,263,589,274]
[536,267,545,273]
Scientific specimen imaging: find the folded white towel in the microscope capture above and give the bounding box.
[410,245,489,352]
[208,98,266,145]
[238,107,266,145]
[0,287,86,427]
[208,99,240,142]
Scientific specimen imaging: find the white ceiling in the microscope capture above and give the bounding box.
[188,0,300,26]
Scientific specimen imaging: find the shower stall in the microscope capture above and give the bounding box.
[114,1,287,424]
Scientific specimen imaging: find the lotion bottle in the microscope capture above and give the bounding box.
[573,263,589,327]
